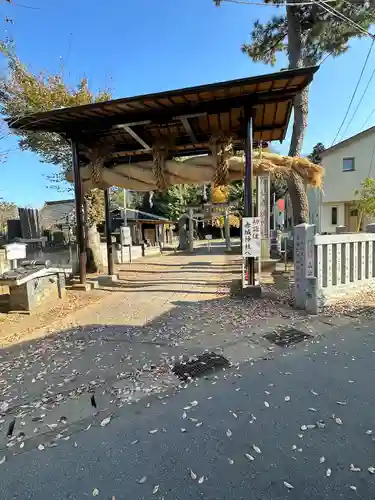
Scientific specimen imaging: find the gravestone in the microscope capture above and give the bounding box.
[18,208,41,239]
[7,219,22,241]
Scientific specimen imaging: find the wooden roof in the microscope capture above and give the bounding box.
[9,66,318,165]
[39,199,75,229]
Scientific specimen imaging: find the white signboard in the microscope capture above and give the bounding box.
[242,217,261,257]
[4,243,27,261]
[120,226,132,246]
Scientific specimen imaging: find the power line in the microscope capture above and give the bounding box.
[330,39,375,146]
[339,61,375,141]
[220,0,375,41]
[219,0,342,7]
[361,106,375,130]
[316,0,375,40]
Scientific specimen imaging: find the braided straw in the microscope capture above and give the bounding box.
[209,134,233,187]
[152,140,170,191]
[87,146,110,186]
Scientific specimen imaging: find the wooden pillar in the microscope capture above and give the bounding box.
[160,224,166,247]
[188,208,194,253]
[104,188,114,276]
[244,108,255,286]
[71,141,86,284]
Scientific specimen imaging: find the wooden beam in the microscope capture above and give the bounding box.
[120,125,151,150]
[62,90,296,137]
[96,126,276,157]
[180,117,197,143]
[114,120,151,127]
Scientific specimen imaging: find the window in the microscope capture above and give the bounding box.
[331,206,338,225]
[350,209,358,217]
[343,157,355,171]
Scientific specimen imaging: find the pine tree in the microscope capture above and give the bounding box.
[215,0,375,223]
[308,142,325,165]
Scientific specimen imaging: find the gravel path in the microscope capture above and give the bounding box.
[1,240,374,486]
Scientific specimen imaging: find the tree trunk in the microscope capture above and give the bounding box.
[86,224,104,273]
[286,3,310,225]
[83,193,105,274]
[287,85,310,224]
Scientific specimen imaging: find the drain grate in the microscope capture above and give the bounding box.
[264,327,312,347]
[172,352,230,381]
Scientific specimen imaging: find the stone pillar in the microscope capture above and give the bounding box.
[367,224,375,280]
[294,224,316,310]
[224,209,231,252]
[188,208,194,253]
[336,225,347,234]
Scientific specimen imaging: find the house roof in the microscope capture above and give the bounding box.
[112,208,170,222]
[321,126,375,157]
[39,199,75,229]
[8,66,319,166]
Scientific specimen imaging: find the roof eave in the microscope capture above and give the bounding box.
[8,65,319,134]
[321,126,375,157]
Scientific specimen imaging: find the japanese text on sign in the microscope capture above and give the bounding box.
[242,217,261,257]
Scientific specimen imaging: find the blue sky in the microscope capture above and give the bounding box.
[0,0,374,207]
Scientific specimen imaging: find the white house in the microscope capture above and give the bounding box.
[310,126,375,233]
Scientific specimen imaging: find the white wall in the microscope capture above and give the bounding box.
[321,202,345,234]
[321,128,375,203]
[307,187,322,232]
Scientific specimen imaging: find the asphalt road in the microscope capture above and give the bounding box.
[1,320,375,500]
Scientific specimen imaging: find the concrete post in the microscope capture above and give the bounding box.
[367,224,375,279]
[224,209,231,252]
[188,208,194,253]
[336,225,347,234]
[294,224,316,310]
